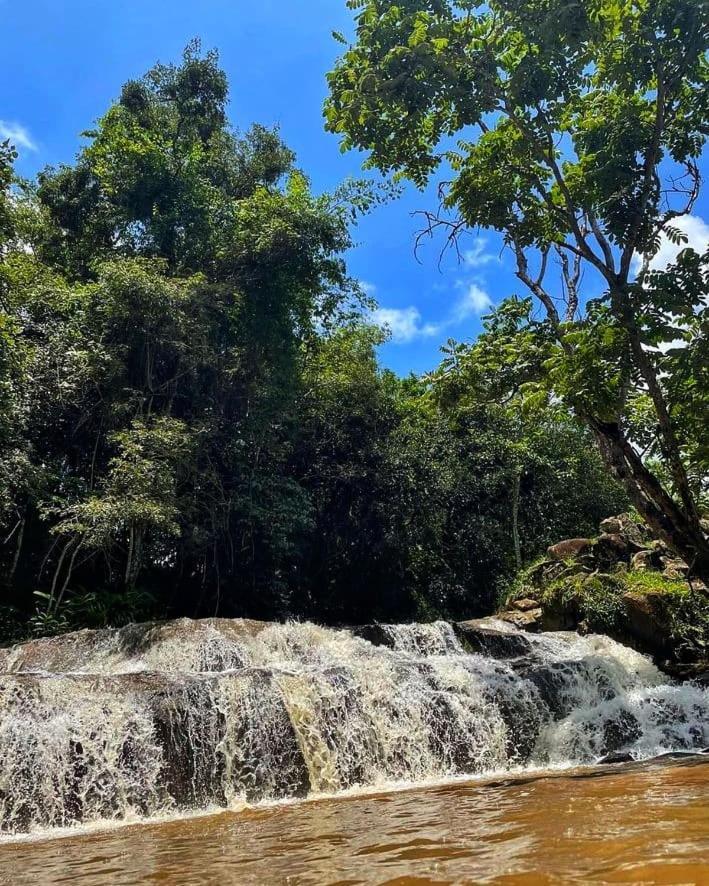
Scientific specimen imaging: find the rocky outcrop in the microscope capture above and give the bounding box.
[621,591,671,658]
[505,513,709,679]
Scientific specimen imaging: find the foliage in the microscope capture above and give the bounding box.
[540,567,708,659]
[0,45,627,640]
[327,0,709,581]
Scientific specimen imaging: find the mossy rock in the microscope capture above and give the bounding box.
[541,572,625,634]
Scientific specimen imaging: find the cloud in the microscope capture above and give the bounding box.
[462,238,497,269]
[634,214,709,274]
[372,306,441,344]
[358,280,377,297]
[0,120,37,152]
[453,283,493,320]
[372,282,492,345]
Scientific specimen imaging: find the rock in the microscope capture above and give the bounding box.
[2,618,270,674]
[496,608,542,632]
[602,710,641,753]
[546,538,593,562]
[512,598,540,612]
[631,549,663,571]
[523,558,586,590]
[662,558,689,581]
[622,591,671,657]
[594,533,630,565]
[454,619,532,658]
[351,624,394,648]
[660,661,709,684]
[598,751,635,765]
[599,516,623,535]
[609,513,651,548]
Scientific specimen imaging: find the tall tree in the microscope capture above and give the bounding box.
[326,0,709,581]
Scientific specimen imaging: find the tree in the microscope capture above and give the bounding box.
[326,0,709,582]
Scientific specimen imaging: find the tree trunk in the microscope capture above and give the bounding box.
[591,419,709,585]
[511,467,522,570]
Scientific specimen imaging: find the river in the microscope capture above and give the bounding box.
[1,617,708,881]
[1,758,707,885]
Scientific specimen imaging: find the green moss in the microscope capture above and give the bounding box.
[542,572,625,633]
[536,565,708,660]
[621,573,709,657]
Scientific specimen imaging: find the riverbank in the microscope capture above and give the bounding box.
[498,514,709,681]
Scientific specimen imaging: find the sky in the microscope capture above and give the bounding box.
[2,0,708,376]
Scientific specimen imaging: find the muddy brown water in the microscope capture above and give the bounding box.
[1,758,707,885]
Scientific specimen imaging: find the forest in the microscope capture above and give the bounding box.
[2,0,708,644]
[0,45,628,640]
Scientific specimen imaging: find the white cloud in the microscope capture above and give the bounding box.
[634,214,709,274]
[453,283,493,320]
[372,306,441,343]
[0,120,37,153]
[372,282,491,345]
[359,280,377,297]
[462,238,497,269]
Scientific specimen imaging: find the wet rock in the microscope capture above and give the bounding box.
[0,668,312,832]
[598,751,635,764]
[602,710,641,754]
[540,593,582,632]
[496,608,543,632]
[514,660,575,717]
[547,538,593,562]
[2,618,270,674]
[454,619,533,658]
[351,624,395,648]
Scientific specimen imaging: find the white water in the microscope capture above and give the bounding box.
[1,618,707,837]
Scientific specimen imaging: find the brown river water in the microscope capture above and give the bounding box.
[1,758,707,886]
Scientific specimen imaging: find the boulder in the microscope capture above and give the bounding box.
[631,549,663,572]
[512,598,540,612]
[351,624,394,648]
[603,513,651,548]
[496,608,542,632]
[599,516,623,535]
[662,558,689,581]
[524,559,572,589]
[454,619,533,658]
[594,533,630,565]
[598,751,635,765]
[622,591,671,657]
[546,538,593,562]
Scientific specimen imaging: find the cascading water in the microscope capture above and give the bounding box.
[1,617,707,836]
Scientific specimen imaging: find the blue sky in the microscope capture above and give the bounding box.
[2,0,708,375]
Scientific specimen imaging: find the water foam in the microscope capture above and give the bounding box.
[1,618,707,836]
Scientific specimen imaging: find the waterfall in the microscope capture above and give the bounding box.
[1,617,707,836]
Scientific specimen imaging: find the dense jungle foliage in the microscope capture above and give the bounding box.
[0,46,627,639]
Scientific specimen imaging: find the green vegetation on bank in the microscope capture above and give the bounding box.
[0,46,625,642]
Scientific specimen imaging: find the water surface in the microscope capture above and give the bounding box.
[2,758,707,885]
